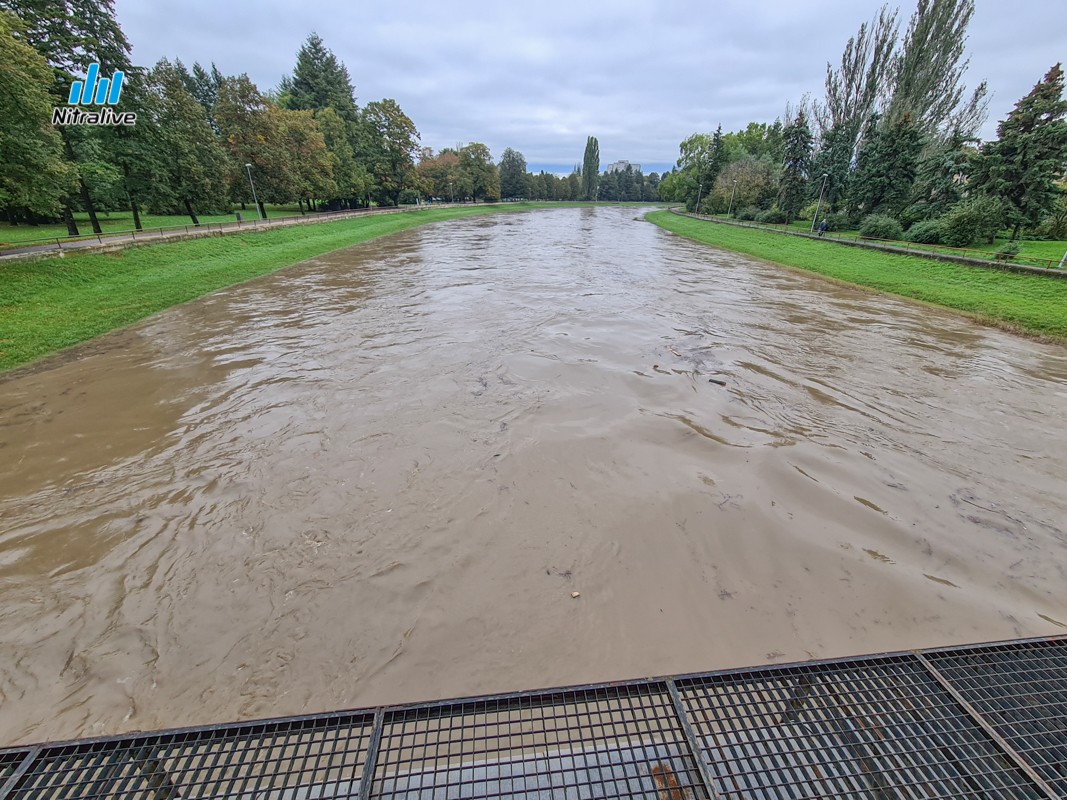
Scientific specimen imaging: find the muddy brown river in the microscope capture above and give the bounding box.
[1,207,1065,746]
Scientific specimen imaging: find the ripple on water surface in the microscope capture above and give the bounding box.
[0,207,1065,745]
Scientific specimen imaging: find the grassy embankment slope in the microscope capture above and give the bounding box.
[647,210,1067,342]
[0,203,573,373]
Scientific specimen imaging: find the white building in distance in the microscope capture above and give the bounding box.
[605,160,641,173]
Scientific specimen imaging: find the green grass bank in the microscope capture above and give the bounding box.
[647,210,1067,342]
[0,203,574,373]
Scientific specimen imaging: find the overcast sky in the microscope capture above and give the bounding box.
[114,0,1063,174]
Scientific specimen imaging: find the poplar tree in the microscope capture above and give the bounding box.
[581,136,600,200]
[970,64,1067,240]
[885,0,986,138]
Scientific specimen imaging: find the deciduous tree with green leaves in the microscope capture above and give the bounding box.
[0,10,76,221]
[1,0,132,235]
[459,143,500,202]
[498,148,529,200]
[148,58,228,224]
[360,99,420,206]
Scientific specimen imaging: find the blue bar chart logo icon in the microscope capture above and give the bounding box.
[67,63,125,105]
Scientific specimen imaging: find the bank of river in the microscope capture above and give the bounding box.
[647,210,1067,341]
[0,203,599,373]
[1,207,1064,745]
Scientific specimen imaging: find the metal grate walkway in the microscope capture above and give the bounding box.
[2,636,1064,799]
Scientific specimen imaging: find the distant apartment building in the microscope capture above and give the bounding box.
[605,160,641,173]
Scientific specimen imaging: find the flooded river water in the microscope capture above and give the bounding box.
[1,207,1065,745]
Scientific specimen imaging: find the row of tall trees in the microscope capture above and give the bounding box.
[1,2,663,237]
[661,0,1067,246]
[496,139,660,203]
[0,1,426,234]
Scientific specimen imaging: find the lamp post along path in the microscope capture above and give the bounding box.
[811,173,829,233]
[727,180,738,218]
[245,163,263,221]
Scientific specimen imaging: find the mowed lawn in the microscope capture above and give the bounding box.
[648,211,1067,341]
[0,204,565,372]
[774,215,1067,266]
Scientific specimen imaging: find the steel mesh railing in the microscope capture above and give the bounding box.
[1,636,1064,799]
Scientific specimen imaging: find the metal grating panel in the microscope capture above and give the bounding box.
[1,752,27,782]
[676,654,1044,799]
[372,682,709,799]
[0,750,32,793]
[2,636,1065,800]
[926,638,1067,795]
[7,712,373,800]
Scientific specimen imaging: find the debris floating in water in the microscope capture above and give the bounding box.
[708,378,727,386]
[571,591,581,599]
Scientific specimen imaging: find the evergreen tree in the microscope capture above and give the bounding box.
[280,33,358,122]
[809,123,853,211]
[970,63,1067,239]
[581,136,600,200]
[910,131,975,216]
[498,148,528,200]
[777,111,813,221]
[849,114,924,217]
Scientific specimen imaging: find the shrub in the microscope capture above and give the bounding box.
[907,219,943,244]
[799,202,819,223]
[899,202,933,231]
[735,206,759,221]
[859,214,903,241]
[823,212,850,232]
[756,208,789,224]
[940,197,1005,248]
[940,204,981,248]
[994,241,1022,261]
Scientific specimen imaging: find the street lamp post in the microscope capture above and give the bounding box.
[727,180,738,218]
[695,181,704,215]
[245,163,263,220]
[810,173,829,232]
[449,182,454,204]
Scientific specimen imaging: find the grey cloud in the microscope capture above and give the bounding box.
[115,0,1065,173]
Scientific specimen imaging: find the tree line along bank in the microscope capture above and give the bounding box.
[656,0,1067,257]
[0,2,659,241]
